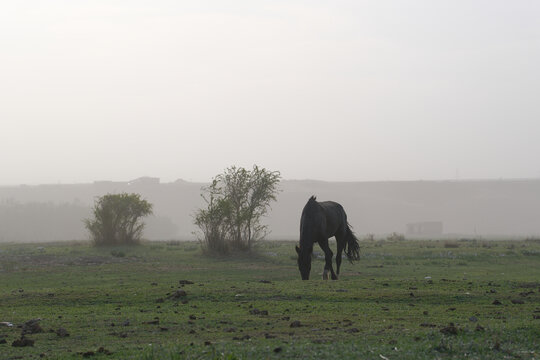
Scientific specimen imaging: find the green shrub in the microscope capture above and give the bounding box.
[194,165,280,255]
[84,193,153,246]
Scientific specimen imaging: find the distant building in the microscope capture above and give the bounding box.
[406,221,443,236]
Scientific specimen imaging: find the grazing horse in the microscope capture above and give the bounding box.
[295,196,360,280]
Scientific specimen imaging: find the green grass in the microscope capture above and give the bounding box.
[1,239,539,359]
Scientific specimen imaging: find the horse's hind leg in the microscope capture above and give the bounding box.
[335,226,347,275]
[319,238,338,280]
[335,237,344,276]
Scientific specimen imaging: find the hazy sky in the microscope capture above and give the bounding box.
[1,1,539,185]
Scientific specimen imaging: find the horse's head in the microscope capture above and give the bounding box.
[295,245,312,280]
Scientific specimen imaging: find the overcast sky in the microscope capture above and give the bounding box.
[1,1,539,185]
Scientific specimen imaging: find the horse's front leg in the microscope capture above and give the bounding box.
[319,238,338,280]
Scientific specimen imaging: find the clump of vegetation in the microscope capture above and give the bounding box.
[110,250,126,258]
[194,165,281,254]
[364,233,375,241]
[84,193,153,246]
[386,232,405,241]
[444,241,460,248]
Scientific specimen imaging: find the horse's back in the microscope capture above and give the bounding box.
[313,201,347,238]
[318,201,343,212]
[300,197,349,239]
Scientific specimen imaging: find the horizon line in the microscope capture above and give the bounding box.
[1,176,540,188]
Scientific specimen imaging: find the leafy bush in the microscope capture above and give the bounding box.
[84,193,153,246]
[194,165,281,254]
[194,193,232,254]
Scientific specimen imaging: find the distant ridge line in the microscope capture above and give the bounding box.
[1,177,540,188]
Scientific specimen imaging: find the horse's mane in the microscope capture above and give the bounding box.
[304,195,319,216]
[301,196,320,242]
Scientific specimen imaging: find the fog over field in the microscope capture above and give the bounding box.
[1,1,539,242]
[1,178,539,242]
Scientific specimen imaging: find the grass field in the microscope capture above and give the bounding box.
[1,238,539,359]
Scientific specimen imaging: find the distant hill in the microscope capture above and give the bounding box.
[1,178,539,242]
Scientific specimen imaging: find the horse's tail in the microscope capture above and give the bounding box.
[344,223,360,263]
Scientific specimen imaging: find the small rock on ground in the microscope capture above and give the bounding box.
[56,328,70,337]
[12,337,34,347]
[440,323,458,335]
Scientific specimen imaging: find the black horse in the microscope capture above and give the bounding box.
[295,196,360,280]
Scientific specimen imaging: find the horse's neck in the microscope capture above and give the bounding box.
[300,243,313,253]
